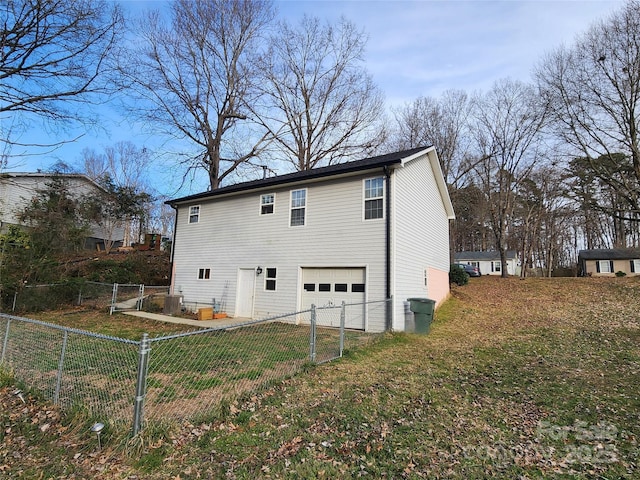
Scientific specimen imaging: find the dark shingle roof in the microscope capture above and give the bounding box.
[578,248,640,260]
[167,147,428,205]
[454,251,518,261]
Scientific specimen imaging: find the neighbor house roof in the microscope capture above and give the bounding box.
[455,250,518,261]
[578,248,640,260]
[167,147,454,219]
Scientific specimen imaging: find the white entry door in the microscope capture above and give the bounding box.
[235,268,255,318]
[301,268,366,329]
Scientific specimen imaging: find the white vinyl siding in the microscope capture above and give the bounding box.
[171,175,387,328]
[392,150,450,331]
[0,174,125,243]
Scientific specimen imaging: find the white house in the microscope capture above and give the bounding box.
[167,147,455,332]
[454,250,520,276]
[0,172,124,250]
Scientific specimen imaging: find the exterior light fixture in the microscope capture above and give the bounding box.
[13,389,25,404]
[91,422,105,450]
[256,266,263,275]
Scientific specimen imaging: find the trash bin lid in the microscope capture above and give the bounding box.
[407,298,435,303]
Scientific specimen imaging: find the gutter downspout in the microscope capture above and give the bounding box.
[168,205,178,294]
[384,166,392,331]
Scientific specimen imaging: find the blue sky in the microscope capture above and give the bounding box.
[4,0,625,196]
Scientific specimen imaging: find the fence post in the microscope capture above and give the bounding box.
[339,301,346,357]
[110,283,118,315]
[132,333,151,436]
[309,304,317,363]
[12,292,17,312]
[137,284,145,311]
[1,318,10,364]
[54,330,68,405]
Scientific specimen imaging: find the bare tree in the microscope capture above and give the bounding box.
[81,142,155,246]
[390,90,473,187]
[122,0,274,190]
[255,15,385,171]
[535,0,640,222]
[0,0,123,153]
[471,79,548,277]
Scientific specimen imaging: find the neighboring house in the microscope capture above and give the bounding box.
[0,172,124,250]
[578,248,640,277]
[454,250,520,276]
[167,147,455,333]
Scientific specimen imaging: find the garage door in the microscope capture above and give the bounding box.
[301,268,366,329]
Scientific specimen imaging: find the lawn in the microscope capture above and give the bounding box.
[1,276,639,479]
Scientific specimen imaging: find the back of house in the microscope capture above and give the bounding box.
[167,147,455,332]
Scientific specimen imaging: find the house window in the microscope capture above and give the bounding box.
[265,268,277,291]
[290,189,306,226]
[198,268,210,280]
[261,194,275,215]
[491,261,501,273]
[597,260,613,273]
[189,205,200,224]
[631,260,640,273]
[364,177,384,220]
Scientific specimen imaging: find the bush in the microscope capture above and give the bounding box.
[615,271,626,277]
[449,265,469,286]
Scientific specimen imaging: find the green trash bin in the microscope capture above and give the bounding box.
[407,298,435,334]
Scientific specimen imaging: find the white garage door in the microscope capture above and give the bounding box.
[301,268,366,329]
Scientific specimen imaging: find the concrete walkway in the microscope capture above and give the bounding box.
[121,310,252,329]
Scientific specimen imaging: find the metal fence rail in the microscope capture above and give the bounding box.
[0,299,386,433]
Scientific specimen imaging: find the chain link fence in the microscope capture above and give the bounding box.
[0,299,386,433]
[2,281,119,313]
[0,281,170,315]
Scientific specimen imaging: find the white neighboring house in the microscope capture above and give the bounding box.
[167,147,455,333]
[454,250,520,276]
[0,172,125,250]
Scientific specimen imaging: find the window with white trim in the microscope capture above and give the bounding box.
[597,260,613,273]
[198,268,210,280]
[364,177,384,220]
[631,259,640,273]
[491,261,501,273]
[290,189,306,226]
[265,268,277,291]
[189,205,200,224]
[260,193,275,215]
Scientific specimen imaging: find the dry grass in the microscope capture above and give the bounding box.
[2,276,639,479]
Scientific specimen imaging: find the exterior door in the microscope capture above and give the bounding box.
[301,268,366,329]
[235,268,255,318]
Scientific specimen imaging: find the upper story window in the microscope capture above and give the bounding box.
[261,193,275,215]
[290,189,306,226]
[364,177,384,220]
[189,205,200,224]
